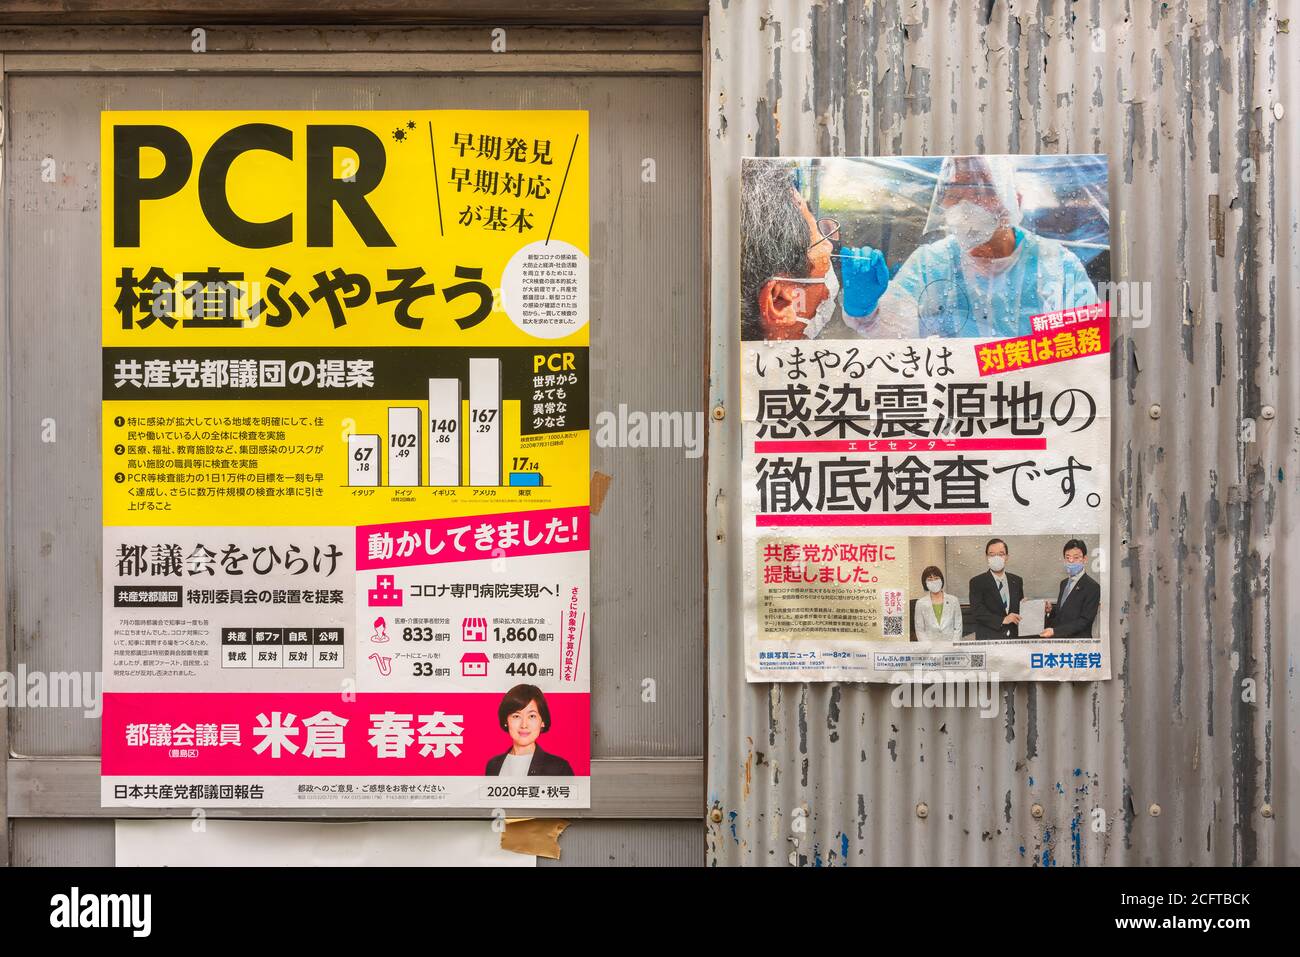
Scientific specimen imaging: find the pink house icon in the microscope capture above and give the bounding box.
[460,652,489,677]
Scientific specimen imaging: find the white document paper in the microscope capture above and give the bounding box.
[116,820,535,867]
[1018,599,1047,637]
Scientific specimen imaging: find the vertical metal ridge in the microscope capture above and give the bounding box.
[707,0,1289,866]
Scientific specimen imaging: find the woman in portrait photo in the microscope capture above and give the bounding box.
[485,683,575,777]
[913,565,964,643]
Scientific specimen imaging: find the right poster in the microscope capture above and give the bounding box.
[740,155,1111,683]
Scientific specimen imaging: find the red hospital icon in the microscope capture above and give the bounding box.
[368,574,403,607]
[462,617,488,642]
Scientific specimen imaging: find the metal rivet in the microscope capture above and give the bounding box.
[1030,803,1044,819]
[1261,804,1274,819]
[915,802,929,819]
[1149,404,1162,419]
[711,405,726,421]
[1261,405,1276,420]
[709,807,723,824]
[1149,803,1162,817]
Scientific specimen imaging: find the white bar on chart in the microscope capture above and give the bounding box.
[468,357,502,486]
[387,407,421,486]
[348,434,382,486]
[427,378,461,486]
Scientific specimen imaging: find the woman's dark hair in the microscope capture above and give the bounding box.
[920,565,945,590]
[498,683,551,734]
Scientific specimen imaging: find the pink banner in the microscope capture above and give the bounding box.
[975,303,1110,377]
[102,691,591,776]
[756,512,992,527]
[357,506,590,570]
[754,438,1048,453]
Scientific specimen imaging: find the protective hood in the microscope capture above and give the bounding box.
[923,155,1023,238]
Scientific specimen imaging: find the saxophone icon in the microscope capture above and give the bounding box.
[368,652,393,677]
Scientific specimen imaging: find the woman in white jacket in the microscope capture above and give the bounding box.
[913,565,964,642]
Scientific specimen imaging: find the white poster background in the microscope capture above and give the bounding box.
[742,337,1111,682]
[115,819,534,867]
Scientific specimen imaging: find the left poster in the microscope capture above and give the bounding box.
[101,110,591,808]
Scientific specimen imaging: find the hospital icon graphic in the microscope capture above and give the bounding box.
[367,574,403,607]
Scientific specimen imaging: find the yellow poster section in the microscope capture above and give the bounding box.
[101,110,588,349]
[102,398,588,526]
[102,110,588,527]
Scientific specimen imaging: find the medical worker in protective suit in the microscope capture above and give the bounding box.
[839,156,1099,339]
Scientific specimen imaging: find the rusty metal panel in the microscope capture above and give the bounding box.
[538,820,701,866]
[706,0,1293,865]
[9,817,699,866]
[10,819,115,867]
[0,2,710,27]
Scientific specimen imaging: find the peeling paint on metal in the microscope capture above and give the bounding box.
[707,0,1291,866]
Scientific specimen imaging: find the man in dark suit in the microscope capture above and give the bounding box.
[968,538,1023,640]
[1042,538,1101,639]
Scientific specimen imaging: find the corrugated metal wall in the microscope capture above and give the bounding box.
[706,0,1296,865]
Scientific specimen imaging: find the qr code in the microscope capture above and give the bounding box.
[971,654,986,667]
[883,616,904,638]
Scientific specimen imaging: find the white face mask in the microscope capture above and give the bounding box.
[925,578,943,593]
[961,241,1021,277]
[779,267,839,340]
[800,264,838,339]
[944,200,999,251]
[987,555,1006,573]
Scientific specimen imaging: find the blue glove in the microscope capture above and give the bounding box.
[840,245,890,318]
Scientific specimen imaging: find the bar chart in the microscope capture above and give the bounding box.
[427,377,460,486]
[347,434,381,487]
[387,407,421,486]
[468,357,501,487]
[346,358,545,489]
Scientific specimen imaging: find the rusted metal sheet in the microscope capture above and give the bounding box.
[0,2,710,27]
[706,0,1294,865]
